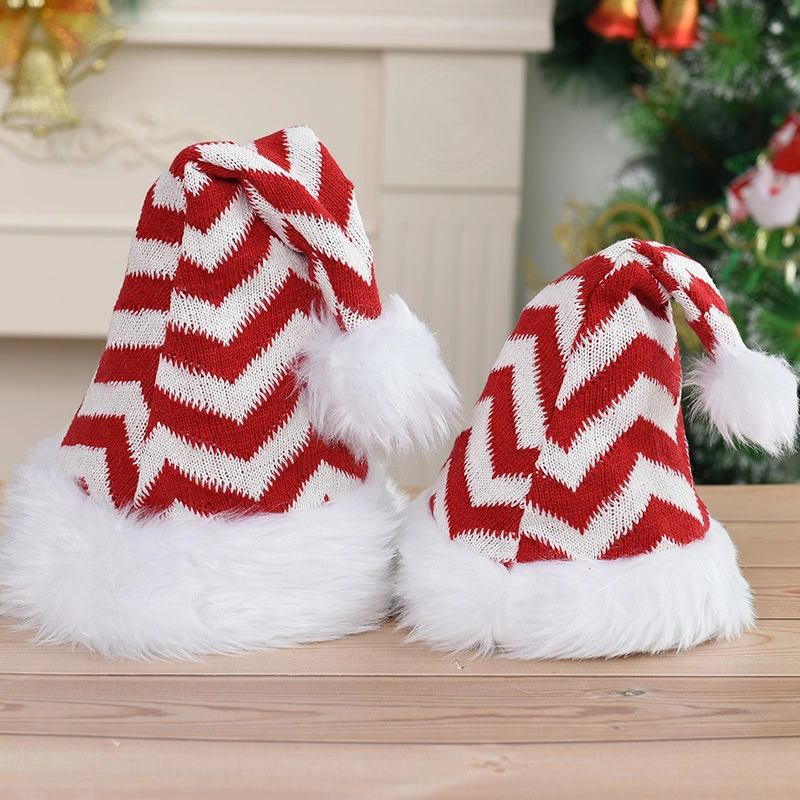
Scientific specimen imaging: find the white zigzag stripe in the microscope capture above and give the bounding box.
[181,188,255,272]
[599,239,652,276]
[199,137,373,285]
[310,256,371,329]
[431,460,451,537]
[286,210,373,281]
[465,398,532,507]
[658,247,715,289]
[245,190,373,283]
[707,305,745,349]
[345,194,373,267]
[182,161,211,195]
[525,276,584,360]
[134,403,313,504]
[520,455,702,560]
[152,171,186,212]
[671,288,701,322]
[127,238,181,278]
[290,462,362,512]
[536,376,680,491]
[454,531,520,562]
[60,445,114,507]
[168,244,302,344]
[196,142,286,178]
[155,311,313,423]
[556,294,677,408]
[106,310,168,349]
[491,335,546,450]
[285,126,322,200]
[78,381,151,465]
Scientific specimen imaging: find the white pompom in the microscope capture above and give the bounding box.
[685,343,799,456]
[296,295,461,458]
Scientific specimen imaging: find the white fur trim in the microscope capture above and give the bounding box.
[685,343,799,456]
[396,492,755,659]
[0,436,398,660]
[296,294,461,458]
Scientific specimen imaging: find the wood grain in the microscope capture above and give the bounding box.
[697,485,800,522]
[0,674,799,744]
[0,618,798,678]
[2,736,799,800]
[728,522,800,567]
[749,568,800,618]
[0,483,798,797]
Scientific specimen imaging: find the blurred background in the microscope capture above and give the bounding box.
[0,0,797,486]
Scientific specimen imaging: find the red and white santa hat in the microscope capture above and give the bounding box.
[0,126,459,659]
[396,239,798,659]
[770,137,800,176]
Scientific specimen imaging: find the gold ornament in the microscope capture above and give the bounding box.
[521,257,549,297]
[0,0,125,134]
[696,206,800,287]
[650,0,700,50]
[586,0,640,41]
[554,197,665,264]
[585,0,700,50]
[553,197,703,351]
[553,198,596,264]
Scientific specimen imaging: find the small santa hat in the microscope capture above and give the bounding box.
[396,239,798,659]
[770,137,800,175]
[0,126,459,659]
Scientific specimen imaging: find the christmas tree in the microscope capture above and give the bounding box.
[542,0,800,482]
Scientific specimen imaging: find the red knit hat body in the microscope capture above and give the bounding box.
[61,129,379,518]
[0,127,459,659]
[397,239,798,659]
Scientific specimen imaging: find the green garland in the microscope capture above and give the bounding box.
[544,0,800,483]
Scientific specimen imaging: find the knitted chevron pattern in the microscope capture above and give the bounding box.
[61,127,381,517]
[429,239,748,564]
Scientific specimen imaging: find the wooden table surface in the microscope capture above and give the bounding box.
[1,485,799,799]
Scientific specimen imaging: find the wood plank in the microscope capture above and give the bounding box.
[698,485,800,523]
[1,618,798,678]
[0,675,798,744]
[730,522,800,567]
[750,568,800,618]
[2,736,799,800]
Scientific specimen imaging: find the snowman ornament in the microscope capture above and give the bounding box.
[743,140,800,229]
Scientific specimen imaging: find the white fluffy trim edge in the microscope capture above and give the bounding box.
[296,294,461,458]
[0,436,399,660]
[396,493,755,659]
[685,343,799,456]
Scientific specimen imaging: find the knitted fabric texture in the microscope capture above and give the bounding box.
[429,239,748,564]
[61,127,382,517]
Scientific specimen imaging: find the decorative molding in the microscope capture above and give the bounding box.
[0,113,219,169]
[382,53,526,190]
[121,0,554,52]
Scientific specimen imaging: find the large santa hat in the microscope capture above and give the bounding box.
[396,239,798,659]
[0,126,459,659]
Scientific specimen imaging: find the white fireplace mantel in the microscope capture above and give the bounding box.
[123,0,553,51]
[0,0,554,483]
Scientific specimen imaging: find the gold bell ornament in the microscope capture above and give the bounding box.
[586,0,700,50]
[0,0,126,135]
[586,0,641,41]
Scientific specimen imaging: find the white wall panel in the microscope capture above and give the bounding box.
[0,0,553,481]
